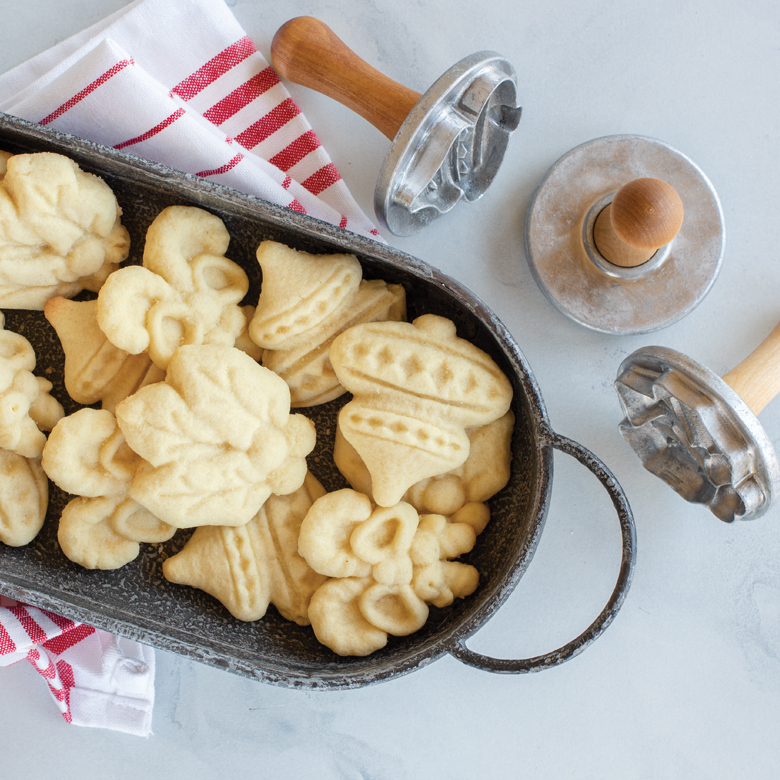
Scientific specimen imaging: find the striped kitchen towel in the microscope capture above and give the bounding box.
[0,596,155,736]
[0,0,380,240]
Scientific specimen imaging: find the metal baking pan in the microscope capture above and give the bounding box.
[0,112,635,689]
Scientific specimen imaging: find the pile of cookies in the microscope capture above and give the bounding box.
[0,150,515,657]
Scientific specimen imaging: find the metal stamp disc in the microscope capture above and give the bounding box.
[615,346,780,522]
[375,51,521,236]
[525,135,725,335]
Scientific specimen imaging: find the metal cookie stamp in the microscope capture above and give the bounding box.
[525,135,725,334]
[615,322,780,522]
[271,17,521,236]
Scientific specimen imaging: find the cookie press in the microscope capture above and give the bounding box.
[525,135,725,334]
[615,322,780,522]
[271,17,521,236]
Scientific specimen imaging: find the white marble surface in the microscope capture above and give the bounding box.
[2,0,780,777]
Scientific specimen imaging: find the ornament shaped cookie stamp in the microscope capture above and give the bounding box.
[271,16,520,236]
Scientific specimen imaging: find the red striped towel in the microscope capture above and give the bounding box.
[0,0,380,240]
[0,0,380,736]
[0,596,154,736]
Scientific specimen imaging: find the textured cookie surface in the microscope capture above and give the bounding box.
[299,489,479,656]
[0,152,129,309]
[330,314,513,506]
[96,205,249,370]
[42,408,175,569]
[163,472,328,624]
[249,241,406,407]
[115,344,316,528]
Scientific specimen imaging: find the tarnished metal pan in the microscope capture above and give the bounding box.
[0,113,635,689]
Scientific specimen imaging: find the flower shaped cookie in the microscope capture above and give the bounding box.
[115,344,316,528]
[41,408,175,569]
[96,205,249,370]
[299,489,479,656]
[0,151,130,309]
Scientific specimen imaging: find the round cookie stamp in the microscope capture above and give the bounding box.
[525,134,725,335]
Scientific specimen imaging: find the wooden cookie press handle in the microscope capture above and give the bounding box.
[593,178,684,267]
[722,321,780,416]
[271,16,421,141]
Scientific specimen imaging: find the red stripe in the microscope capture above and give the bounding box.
[37,609,75,633]
[370,229,380,236]
[172,35,257,101]
[339,216,348,229]
[282,175,292,189]
[9,605,47,644]
[235,98,300,149]
[203,67,280,125]
[288,199,306,214]
[269,129,321,171]
[114,108,185,150]
[0,619,16,655]
[43,624,96,656]
[196,153,244,177]
[302,162,342,195]
[56,660,75,722]
[40,59,134,125]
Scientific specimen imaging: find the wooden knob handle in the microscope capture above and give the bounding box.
[271,16,422,141]
[722,321,780,416]
[593,178,684,267]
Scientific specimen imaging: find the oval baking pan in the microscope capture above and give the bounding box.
[0,113,635,689]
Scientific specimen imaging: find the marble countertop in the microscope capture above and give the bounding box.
[2,0,779,777]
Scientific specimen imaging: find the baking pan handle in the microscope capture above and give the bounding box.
[447,428,636,674]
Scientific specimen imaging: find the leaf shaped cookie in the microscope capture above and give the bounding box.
[116,345,316,528]
[163,472,328,624]
[0,152,130,309]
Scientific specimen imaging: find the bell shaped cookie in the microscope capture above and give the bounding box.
[163,472,328,624]
[0,152,129,309]
[96,205,249,370]
[330,315,513,506]
[248,241,405,407]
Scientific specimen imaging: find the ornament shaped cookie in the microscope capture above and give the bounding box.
[96,205,249,370]
[42,408,175,569]
[115,344,316,528]
[163,472,328,624]
[0,314,63,546]
[0,152,130,309]
[299,489,478,656]
[248,241,406,406]
[330,315,513,506]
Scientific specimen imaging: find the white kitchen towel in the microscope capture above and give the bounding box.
[0,596,155,736]
[0,0,381,240]
[0,0,381,736]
